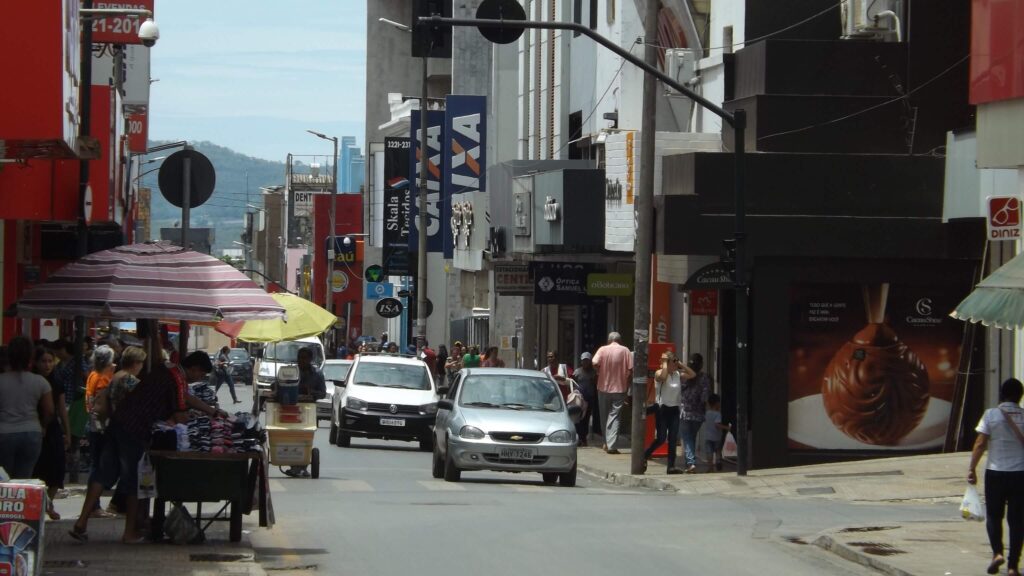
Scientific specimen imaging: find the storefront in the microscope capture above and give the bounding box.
[661,150,986,468]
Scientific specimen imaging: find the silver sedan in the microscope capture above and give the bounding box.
[431,368,579,486]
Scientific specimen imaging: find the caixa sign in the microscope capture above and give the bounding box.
[987,196,1022,241]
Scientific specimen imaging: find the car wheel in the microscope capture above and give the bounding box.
[336,432,351,448]
[443,443,461,482]
[329,420,338,444]
[418,435,433,452]
[431,443,444,479]
[541,473,558,485]
[559,462,577,488]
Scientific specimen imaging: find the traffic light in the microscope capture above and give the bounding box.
[412,0,452,58]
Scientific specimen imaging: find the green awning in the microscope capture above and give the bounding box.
[951,251,1024,330]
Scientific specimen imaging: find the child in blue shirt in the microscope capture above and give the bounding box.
[703,394,731,472]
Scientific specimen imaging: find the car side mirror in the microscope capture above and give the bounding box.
[437,399,454,411]
[336,380,347,388]
[567,404,583,417]
[437,385,450,396]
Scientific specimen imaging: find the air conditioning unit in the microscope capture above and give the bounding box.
[842,0,903,42]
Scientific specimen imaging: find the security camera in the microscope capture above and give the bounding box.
[138,18,159,47]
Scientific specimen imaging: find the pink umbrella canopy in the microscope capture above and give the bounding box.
[16,241,285,323]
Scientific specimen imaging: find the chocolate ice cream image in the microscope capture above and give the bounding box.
[821,284,930,445]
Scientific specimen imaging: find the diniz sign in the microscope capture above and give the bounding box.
[443,95,487,258]
[987,196,1023,241]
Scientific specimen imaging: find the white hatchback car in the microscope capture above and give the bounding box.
[330,353,439,451]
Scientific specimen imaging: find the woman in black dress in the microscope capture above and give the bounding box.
[32,345,70,520]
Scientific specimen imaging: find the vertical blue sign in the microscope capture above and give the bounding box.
[409,110,446,254]
[442,95,487,258]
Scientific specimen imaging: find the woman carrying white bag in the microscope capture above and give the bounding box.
[968,378,1024,576]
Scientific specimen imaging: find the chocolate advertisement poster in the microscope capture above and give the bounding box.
[788,283,962,451]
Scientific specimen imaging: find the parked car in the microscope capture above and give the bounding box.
[432,368,579,486]
[227,347,252,385]
[330,353,438,450]
[319,359,353,422]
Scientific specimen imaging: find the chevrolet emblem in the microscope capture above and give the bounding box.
[510,435,523,441]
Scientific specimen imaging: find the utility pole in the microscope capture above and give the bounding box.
[416,38,430,354]
[630,0,659,475]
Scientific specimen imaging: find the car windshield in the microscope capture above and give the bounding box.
[228,350,249,362]
[263,341,323,365]
[352,363,430,390]
[323,362,352,382]
[458,375,563,411]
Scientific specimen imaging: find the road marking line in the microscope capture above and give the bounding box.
[268,479,287,493]
[417,480,466,491]
[331,479,375,492]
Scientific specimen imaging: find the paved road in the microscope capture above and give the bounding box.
[250,420,950,574]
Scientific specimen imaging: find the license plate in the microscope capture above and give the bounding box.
[499,447,534,460]
[380,417,406,427]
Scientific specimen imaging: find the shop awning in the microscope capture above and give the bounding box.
[951,251,1024,329]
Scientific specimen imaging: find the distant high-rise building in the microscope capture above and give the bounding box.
[349,151,365,193]
[339,136,357,192]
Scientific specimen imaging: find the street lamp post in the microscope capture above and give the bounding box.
[420,15,750,475]
[308,130,339,321]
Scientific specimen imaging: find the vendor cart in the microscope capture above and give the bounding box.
[265,401,320,479]
[148,451,273,543]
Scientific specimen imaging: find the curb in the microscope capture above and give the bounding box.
[812,533,913,576]
[578,464,680,492]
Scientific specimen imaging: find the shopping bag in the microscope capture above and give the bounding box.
[565,379,588,423]
[722,432,738,459]
[137,453,157,499]
[960,485,985,521]
[165,503,200,545]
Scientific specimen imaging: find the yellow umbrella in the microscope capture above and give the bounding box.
[218,293,336,342]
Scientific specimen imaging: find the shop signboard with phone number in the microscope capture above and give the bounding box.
[91,1,155,44]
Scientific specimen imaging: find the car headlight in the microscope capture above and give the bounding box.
[346,397,368,411]
[459,425,485,440]
[256,375,275,384]
[548,430,574,443]
[420,402,438,415]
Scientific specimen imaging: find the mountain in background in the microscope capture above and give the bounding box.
[143,140,285,253]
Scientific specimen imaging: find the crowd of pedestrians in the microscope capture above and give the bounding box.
[0,331,226,544]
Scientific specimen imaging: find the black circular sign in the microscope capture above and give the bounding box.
[376,298,403,319]
[476,0,526,45]
[158,149,216,209]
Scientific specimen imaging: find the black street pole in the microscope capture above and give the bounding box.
[73,0,95,399]
[419,15,751,475]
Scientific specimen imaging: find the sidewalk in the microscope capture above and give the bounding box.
[578,448,996,576]
[42,497,266,576]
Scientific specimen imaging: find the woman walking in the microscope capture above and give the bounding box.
[0,337,55,478]
[643,350,695,474]
[32,346,70,519]
[214,346,240,404]
[969,378,1024,576]
[481,346,504,368]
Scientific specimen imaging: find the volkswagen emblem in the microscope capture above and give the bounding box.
[389,404,398,414]
[510,435,523,441]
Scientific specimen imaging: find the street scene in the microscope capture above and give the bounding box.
[2,1,1024,576]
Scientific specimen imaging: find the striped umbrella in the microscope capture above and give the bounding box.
[15,241,285,322]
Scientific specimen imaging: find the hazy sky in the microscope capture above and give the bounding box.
[148,1,366,161]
